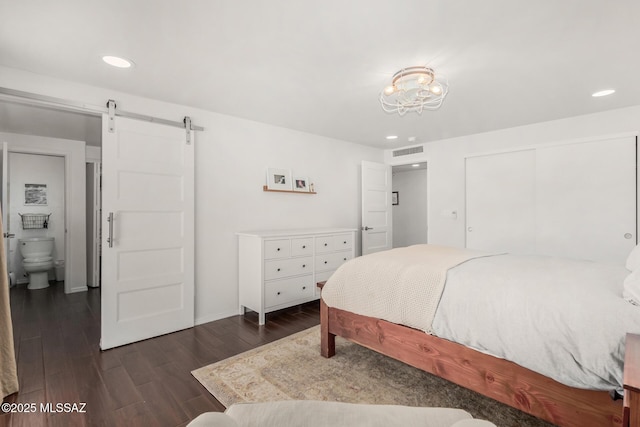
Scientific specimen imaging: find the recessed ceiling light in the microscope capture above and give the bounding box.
[102,55,133,68]
[592,89,615,97]
[386,135,398,140]
[411,164,420,168]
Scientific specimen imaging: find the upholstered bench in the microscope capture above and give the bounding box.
[187,401,497,427]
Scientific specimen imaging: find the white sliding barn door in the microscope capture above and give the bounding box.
[536,137,636,263]
[100,115,194,350]
[361,161,392,255]
[465,150,536,254]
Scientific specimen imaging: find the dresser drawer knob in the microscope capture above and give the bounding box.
[343,241,347,244]
[343,257,347,261]
[277,248,280,251]
[302,286,306,290]
[277,268,281,272]
[324,261,328,264]
[277,291,281,296]
[302,245,306,249]
[324,243,328,246]
[302,264,306,268]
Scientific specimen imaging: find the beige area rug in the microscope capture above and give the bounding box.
[192,326,553,427]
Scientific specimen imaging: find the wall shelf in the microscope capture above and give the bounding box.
[263,185,316,194]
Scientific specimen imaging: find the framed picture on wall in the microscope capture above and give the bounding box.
[266,168,292,191]
[24,183,48,205]
[293,177,309,192]
[392,191,399,205]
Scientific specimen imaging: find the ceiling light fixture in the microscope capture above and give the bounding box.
[386,135,398,140]
[102,55,133,68]
[592,89,615,97]
[380,66,449,115]
[411,164,420,168]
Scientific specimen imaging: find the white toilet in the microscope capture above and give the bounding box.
[18,237,55,290]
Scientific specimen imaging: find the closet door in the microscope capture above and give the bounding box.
[465,149,536,254]
[536,136,636,263]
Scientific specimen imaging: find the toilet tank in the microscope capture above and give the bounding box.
[18,237,55,259]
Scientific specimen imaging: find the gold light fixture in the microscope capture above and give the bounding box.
[380,66,449,115]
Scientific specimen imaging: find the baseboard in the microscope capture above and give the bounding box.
[195,309,239,326]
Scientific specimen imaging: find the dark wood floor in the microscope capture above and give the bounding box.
[1,281,320,427]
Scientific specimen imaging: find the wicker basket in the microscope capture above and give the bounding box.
[19,213,51,229]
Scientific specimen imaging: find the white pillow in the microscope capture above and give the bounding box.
[627,244,640,271]
[624,269,640,306]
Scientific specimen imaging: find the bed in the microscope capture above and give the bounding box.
[319,244,640,427]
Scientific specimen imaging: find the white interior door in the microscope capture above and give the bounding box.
[101,115,194,350]
[536,136,636,263]
[465,149,536,254]
[361,160,392,255]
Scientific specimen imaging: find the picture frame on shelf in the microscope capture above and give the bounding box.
[266,168,292,191]
[392,191,399,205]
[293,177,309,192]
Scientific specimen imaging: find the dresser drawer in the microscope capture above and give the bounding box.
[333,234,353,251]
[315,236,334,253]
[264,256,313,280]
[264,239,291,259]
[291,237,314,257]
[265,275,314,308]
[315,252,353,272]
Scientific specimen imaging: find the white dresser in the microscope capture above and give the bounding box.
[237,228,357,325]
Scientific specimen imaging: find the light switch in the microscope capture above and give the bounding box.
[440,209,458,219]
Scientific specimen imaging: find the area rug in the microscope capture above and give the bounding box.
[192,326,553,427]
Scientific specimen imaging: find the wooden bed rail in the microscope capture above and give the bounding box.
[624,333,640,427]
[320,298,627,427]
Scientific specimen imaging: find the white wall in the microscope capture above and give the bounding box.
[384,106,640,249]
[9,152,64,283]
[392,169,428,248]
[0,131,87,293]
[0,66,383,323]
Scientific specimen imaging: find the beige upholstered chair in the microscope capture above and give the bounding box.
[187,401,497,427]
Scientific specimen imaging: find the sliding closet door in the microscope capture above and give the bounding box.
[465,149,536,254]
[536,136,636,263]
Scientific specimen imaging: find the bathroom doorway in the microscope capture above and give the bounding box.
[0,100,102,293]
[7,152,65,287]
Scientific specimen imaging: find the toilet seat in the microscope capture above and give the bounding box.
[24,256,53,263]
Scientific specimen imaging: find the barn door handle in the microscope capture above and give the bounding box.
[107,212,114,248]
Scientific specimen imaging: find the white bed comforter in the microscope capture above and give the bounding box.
[432,253,640,392]
[323,245,640,392]
[321,245,496,334]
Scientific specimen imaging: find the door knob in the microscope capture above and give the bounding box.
[362,226,374,231]
[625,233,633,239]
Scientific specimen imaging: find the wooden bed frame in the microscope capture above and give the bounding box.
[319,298,640,427]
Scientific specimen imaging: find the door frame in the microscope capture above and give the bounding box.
[383,157,431,244]
[390,162,429,248]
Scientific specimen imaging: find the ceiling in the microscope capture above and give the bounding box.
[0,0,639,149]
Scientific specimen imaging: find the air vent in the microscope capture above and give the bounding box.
[392,146,424,157]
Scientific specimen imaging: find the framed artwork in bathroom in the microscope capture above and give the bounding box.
[24,183,47,206]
